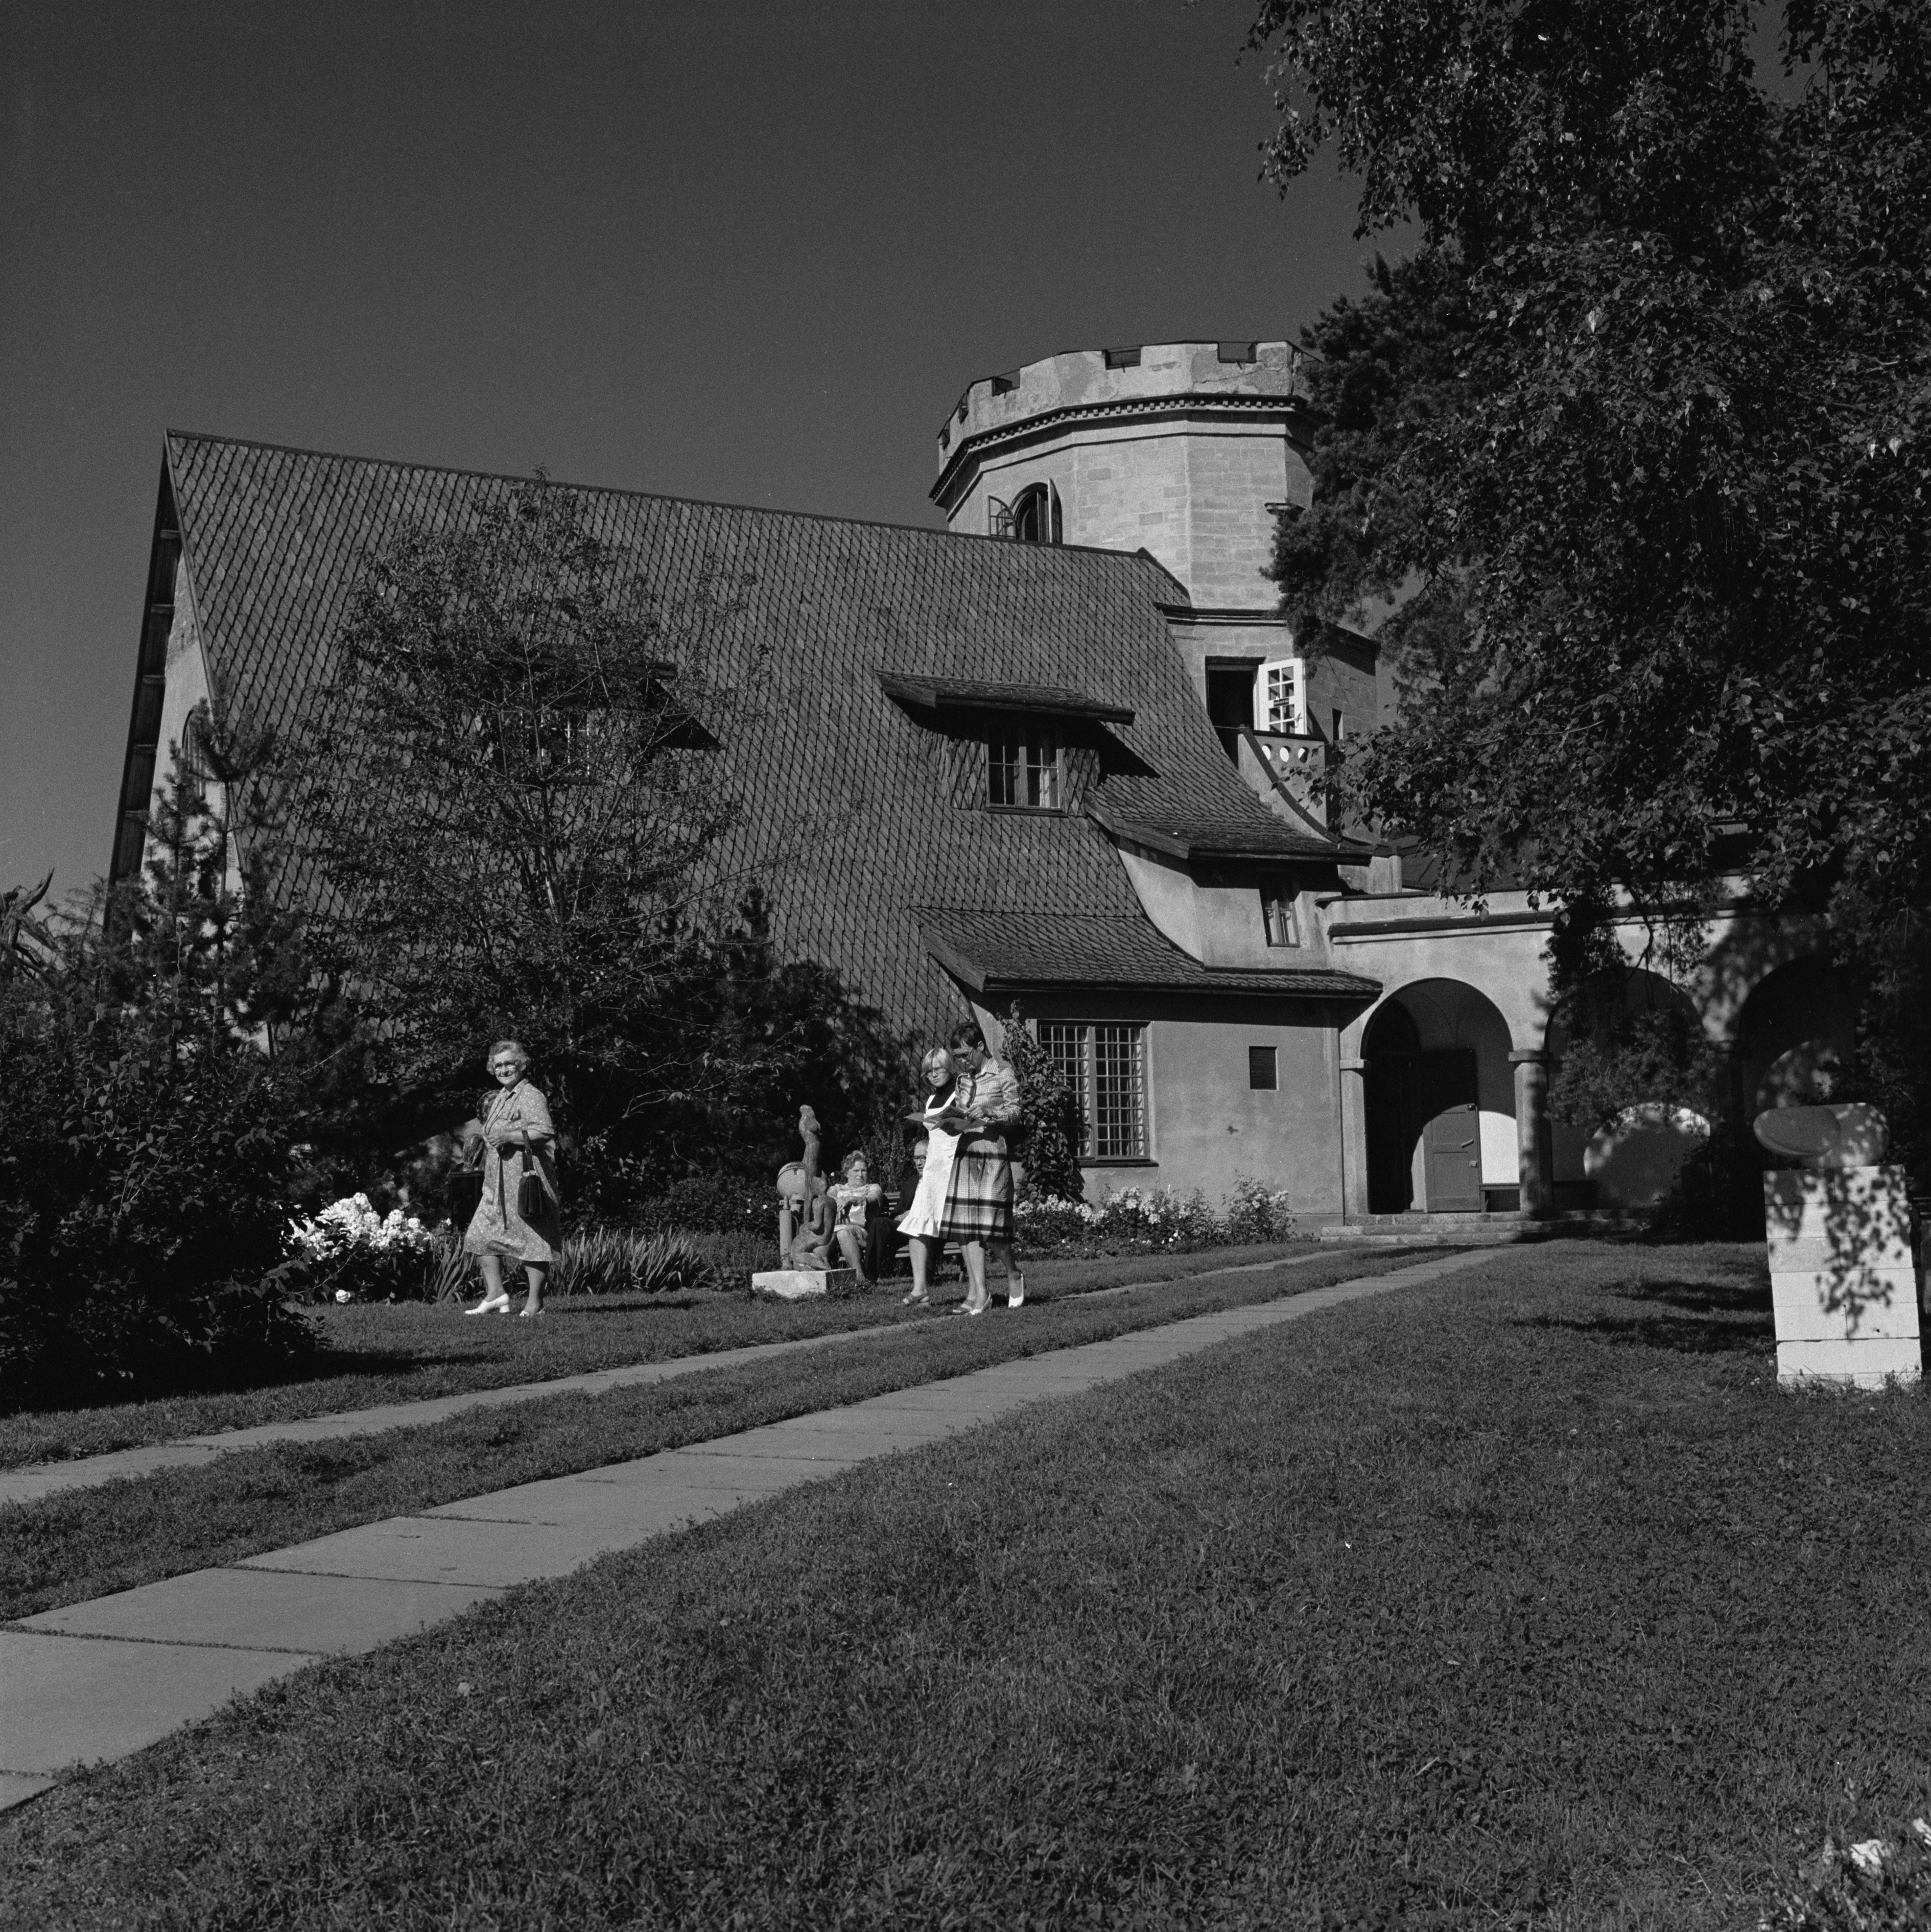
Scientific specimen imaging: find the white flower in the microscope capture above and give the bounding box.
[334,1288,352,1304]
[1849,1840,1887,1876]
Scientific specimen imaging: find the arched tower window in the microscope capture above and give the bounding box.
[1007,482,1063,545]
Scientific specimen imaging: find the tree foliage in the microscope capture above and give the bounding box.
[282,479,756,1146]
[279,478,907,1208]
[1251,0,1931,1157]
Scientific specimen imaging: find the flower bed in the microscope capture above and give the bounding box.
[277,1196,776,1303]
[1016,1175,1296,1259]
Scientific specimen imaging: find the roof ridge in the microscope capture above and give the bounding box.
[160,430,1175,575]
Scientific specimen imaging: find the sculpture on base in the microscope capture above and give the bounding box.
[752,1106,859,1301]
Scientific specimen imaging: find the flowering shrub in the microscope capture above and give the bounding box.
[1015,1177,1297,1257]
[283,1194,440,1303]
[1222,1172,1299,1244]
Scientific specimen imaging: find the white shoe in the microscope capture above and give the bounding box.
[1007,1275,1025,1310]
[464,1295,511,1317]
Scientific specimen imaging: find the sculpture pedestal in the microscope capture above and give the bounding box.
[750,1268,857,1301]
[1763,1167,1922,1387]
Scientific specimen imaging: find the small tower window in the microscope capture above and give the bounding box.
[1249,1046,1278,1089]
[1008,482,1063,546]
[988,723,1061,810]
[1261,883,1301,947]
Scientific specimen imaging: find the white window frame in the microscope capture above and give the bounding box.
[1258,655,1307,735]
[1261,883,1301,948]
[1037,1020,1149,1161]
[987,721,1062,811]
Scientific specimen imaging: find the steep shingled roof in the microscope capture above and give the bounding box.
[157,431,1344,1040]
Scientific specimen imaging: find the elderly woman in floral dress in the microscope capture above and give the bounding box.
[463,1039,562,1318]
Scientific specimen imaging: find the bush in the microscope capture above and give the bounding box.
[628,1172,774,1237]
[1222,1171,1299,1244]
[0,1025,321,1409]
[1001,1002,1085,1203]
[0,740,323,1411]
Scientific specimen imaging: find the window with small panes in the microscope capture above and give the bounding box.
[987,723,1062,811]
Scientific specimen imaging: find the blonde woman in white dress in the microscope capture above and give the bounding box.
[896,1046,972,1307]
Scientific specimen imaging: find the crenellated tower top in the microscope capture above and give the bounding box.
[930,340,1313,611]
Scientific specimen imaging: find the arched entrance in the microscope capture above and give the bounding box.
[1545,967,1710,1209]
[1363,980,1516,1213]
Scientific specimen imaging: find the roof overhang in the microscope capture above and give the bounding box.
[1086,795,1368,865]
[876,670,1135,727]
[919,911,1380,1002]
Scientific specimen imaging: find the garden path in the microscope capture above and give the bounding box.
[0,1248,1494,1811]
[1,1250,1336,1511]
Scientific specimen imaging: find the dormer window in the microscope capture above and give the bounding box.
[988,722,1061,811]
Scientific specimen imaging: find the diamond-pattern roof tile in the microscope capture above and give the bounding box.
[158,432,1341,1039]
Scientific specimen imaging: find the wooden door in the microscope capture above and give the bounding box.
[1419,1050,1482,1211]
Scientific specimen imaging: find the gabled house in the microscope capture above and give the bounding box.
[110,424,1380,1214]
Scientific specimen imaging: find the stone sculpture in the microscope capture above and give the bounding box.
[752,1105,858,1301]
[1751,1102,1889,1171]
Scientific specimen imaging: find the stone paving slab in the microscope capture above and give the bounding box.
[20,1568,502,1656]
[0,1250,1340,1511]
[422,1465,791,1530]
[1,1630,323,1780]
[0,1248,1491,1807]
[570,1454,807,1495]
[237,1516,636,1591]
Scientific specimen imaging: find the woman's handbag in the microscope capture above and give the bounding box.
[516,1163,549,1221]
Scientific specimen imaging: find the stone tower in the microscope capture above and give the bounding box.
[929,339,1313,611]
[931,339,1382,793]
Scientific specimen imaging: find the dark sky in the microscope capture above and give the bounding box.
[1,0,1390,901]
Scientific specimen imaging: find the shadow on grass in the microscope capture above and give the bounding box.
[1518,1311,1770,1356]
[1511,1264,1775,1357]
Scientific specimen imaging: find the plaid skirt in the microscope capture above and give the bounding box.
[942,1134,1012,1242]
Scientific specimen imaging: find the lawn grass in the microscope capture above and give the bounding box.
[0,1240,1316,1470]
[0,1245,1400,1623]
[12,1238,1920,1930]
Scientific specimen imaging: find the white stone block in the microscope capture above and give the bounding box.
[1769,1266,1922,1342]
[750,1270,828,1301]
[1763,1169,1922,1386]
[1777,1336,1921,1387]
[749,1269,860,1302]
[1762,1167,1914,1246]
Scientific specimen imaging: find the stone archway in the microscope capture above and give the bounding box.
[1545,966,1710,1210]
[1361,979,1517,1213]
